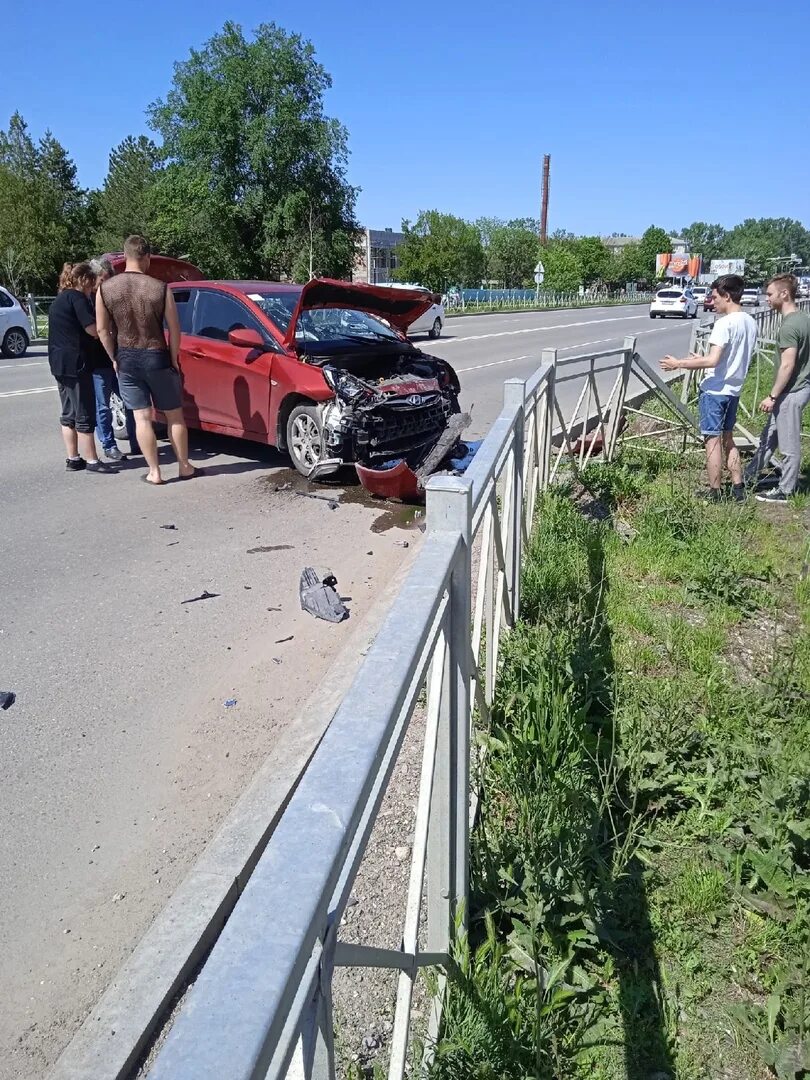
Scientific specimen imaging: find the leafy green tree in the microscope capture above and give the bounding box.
[147,21,359,280]
[724,218,810,281]
[603,243,646,287]
[680,222,727,264]
[485,220,540,288]
[396,211,485,290]
[540,244,583,292]
[93,136,162,253]
[638,225,673,279]
[570,235,610,285]
[0,112,86,292]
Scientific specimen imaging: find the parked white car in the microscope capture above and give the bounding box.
[649,287,698,320]
[376,282,444,339]
[741,288,761,307]
[0,287,31,357]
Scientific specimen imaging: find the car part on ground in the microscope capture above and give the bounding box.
[299,567,349,623]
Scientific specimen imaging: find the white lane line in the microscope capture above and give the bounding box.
[455,326,682,374]
[0,385,57,399]
[0,361,48,369]
[441,313,649,345]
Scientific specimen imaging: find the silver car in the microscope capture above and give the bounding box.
[0,287,31,357]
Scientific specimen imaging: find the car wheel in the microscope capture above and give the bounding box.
[110,391,128,440]
[649,312,657,319]
[2,327,29,358]
[287,404,323,476]
[429,317,442,339]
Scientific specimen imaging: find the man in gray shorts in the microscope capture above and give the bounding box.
[96,235,200,486]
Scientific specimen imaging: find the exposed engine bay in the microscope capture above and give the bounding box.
[304,347,467,478]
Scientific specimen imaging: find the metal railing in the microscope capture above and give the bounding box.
[447,288,653,313]
[145,338,643,1080]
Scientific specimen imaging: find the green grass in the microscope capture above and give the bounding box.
[430,449,810,1080]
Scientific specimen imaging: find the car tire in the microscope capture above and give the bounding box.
[429,317,442,339]
[286,403,323,477]
[110,391,128,440]
[2,327,29,358]
[649,312,657,319]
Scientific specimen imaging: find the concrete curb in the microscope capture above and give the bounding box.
[48,550,419,1080]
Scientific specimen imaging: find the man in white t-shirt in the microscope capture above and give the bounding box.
[661,274,757,502]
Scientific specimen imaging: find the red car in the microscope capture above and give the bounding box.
[703,291,715,312]
[156,278,461,492]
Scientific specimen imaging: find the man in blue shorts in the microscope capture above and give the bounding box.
[662,274,757,502]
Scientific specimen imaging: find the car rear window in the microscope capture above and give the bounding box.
[657,290,683,298]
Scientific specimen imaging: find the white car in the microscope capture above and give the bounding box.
[741,288,761,307]
[691,285,710,305]
[649,287,698,319]
[0,287,31,357]
[376,282,444,339]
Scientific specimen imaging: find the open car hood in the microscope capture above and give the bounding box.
[103,254,206,283]
[282,278,438,350]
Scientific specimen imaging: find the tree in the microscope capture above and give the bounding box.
[396,211,485,290]
[93,136,162,253]
[540,244,583,292]
[483,220,540,287]
[0,112,86,292]
[570,235,610,285]
[147,21,359,280]
[680,222,727,264]
[638,225,673,280]
[724,218,810,281]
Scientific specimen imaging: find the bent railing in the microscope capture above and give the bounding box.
[145,340,644,1080]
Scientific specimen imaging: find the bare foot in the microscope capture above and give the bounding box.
[142,471,163,486]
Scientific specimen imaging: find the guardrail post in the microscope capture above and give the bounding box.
[605,336,635,461]
[27,293,38,338]
[503,379,526,624]
[539,348,557,490]
[426,476,472,947]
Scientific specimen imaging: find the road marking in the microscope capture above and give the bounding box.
[0,361,48,370]
[455,326,682,374]
[0,385,57,398]
[441,313,649,345]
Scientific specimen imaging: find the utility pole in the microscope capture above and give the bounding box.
[540,154,550,247]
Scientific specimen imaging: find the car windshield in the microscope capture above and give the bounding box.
[250,291,401,343]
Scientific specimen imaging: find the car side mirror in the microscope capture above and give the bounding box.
[228,327,265,350]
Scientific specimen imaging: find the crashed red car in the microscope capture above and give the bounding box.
[159,278,462,493]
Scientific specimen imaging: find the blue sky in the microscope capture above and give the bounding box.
[4,0,808,236]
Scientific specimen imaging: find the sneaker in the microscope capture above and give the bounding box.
[65,457,86,472]
[103,445,126,462]
[731,484,746,503]
[697,488,722,503]
[755,489,788,503]
[85,460,119,474]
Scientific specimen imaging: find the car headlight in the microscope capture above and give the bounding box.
[322,367,370,404]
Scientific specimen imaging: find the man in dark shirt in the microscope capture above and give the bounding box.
[47,262,117,473]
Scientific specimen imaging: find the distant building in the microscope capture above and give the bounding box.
[353,227,406,284]
[601,235,688,256]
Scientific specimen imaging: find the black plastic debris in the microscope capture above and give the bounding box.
[0,691,15,711]
[181,590,220,605]
[300,567,349,623]
[160,524,178,531]
[247,545,295,554]
[275,635,294,644]
[415,412,472,487]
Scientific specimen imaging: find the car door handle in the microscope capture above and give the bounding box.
[187,350,206,359]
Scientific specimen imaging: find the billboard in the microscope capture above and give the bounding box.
[656,253,702,279]
[709,258,746,277]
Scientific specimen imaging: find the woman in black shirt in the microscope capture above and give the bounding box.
[47,263,117,474]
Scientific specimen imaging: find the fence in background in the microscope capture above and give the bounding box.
[449,288,653,312]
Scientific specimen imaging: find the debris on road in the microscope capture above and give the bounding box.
[247,545,295,553]
[300,567,349,623]
[275,635,294,644]
[394,541,409,549]
[224,698,237,708]
[1,691,16,710]
[167,541,180,547]
[414,412,471,486]
[181,590,220,605]
[111,892,126,903]
[294,491,339,510]
[160,524,178,531]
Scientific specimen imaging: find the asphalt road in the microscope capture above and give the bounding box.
[0,302,695,1078]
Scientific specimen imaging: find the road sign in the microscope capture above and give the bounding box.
[534,261,545,285]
